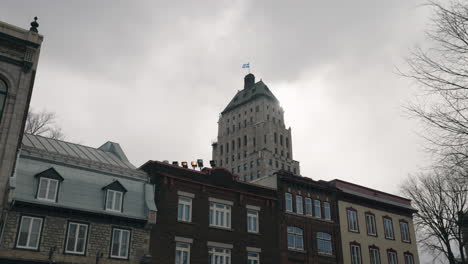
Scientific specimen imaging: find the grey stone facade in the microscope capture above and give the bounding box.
[0,19,43,210]
[212,74,300,182]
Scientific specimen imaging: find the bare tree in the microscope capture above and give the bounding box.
[402,1,468,174]
[25,109,64,140]
[401,169,467,264]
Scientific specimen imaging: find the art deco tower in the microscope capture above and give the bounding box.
[212,73,300,182]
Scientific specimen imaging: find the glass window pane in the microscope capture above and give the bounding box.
[47,180,57,200]
[38,178,48,199]
[114,192,122,211]
[106,191,114,209]
[29,218,42,248]
[112,230,120,256]
[18,217,31,247]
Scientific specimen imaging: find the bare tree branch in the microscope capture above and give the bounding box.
[25,108,65,140]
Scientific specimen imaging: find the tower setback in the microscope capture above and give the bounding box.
[212,73,300,182]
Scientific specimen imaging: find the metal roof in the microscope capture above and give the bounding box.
[222,80,279,114]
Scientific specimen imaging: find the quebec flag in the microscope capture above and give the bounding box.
[242,63,250,68]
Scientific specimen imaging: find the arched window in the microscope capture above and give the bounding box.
[0,78,7,124]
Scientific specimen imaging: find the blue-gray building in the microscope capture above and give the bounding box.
[0,134,156,264]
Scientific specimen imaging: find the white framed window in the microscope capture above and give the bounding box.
[366,213,377,236]
[176,242,190,264]
[369,247,381,264]
[350,244,362,264]
[313,200,321,218]
[16,216,43,250]
[305,198,312,216]
[208,247,231,264]
[317,232,332,255]
[404,253,414,264]
[106,190,123,212]
[285,193,293,212]
[323,202,331,220]
[400,221,411,242]
[383,217,394,239]
[295,196,303,215]
[110,228,130,259]
[287,226,304,250]
[37,178,59,202]
[247,252,260,264]
[347,209,359,232]
[65,222,88,255]
[247,209,259,233]
[178,196,192,222]
[387,250,398,264]
[209,203,231,229]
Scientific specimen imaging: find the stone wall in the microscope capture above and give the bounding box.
[0,209,150,264]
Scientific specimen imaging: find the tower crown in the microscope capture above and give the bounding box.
[244,73,255,89]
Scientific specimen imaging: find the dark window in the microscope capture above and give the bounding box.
[237,153,240,159]
[250,117,253,123]
[286,137,289,148]
[274,133,277,143]
[244,120,247,127]
[225,157,228,164]
[227,127,229,135]
[267,114,270,120]
[264,134,267,144]
[280,135,283,146]
[275,160,279,168]
[281,150,284,156]
[255,106,259,112]
[226,143,229,153]
[232,124,235,132]
[0,79,7,124]
[238,166,241,173]
[253,137,256,147]
[232,140,235,151]
[220,160,223,166]
[220,145,223,155]
[244,163,247,171]
[275,148,278,154]
[269,159,272,165]
[238,138,241,148]
[250,160,254,168]
[287,152,290,159]
[238,122,241,129]
[244,135,247,146]
[232,155,235,162]
[244,151,247,158]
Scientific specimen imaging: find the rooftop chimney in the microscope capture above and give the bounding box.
[244,73,255,89]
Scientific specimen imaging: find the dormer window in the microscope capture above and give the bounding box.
[102,180,127,213]
[34,168,64,203]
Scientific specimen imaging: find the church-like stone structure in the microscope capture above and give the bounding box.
[212,73,300,182]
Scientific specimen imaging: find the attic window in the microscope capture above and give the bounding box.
[35,168,64,203]
[103,181,127,213]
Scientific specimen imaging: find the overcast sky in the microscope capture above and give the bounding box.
[2,0,441,261]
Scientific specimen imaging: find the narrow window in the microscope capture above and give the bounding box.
[65,222,88,255]
[274,133,277,144]
[111,228,130,259]
[323,202,331,220]
[16,216,43,250]
[37,178,59,202]
[347,208,359,232]
[244,163,247,171]
[227,127,229,135]
[285,193,293,212]
[313,200,321,218]
[178,196,192,222]
[287,226,304,250]
[264,134,267,144]
[253,137,256,147]
[220,145,224,155]
[383,217,394,239]
[232,140,235,151]
[269,159,272,166]
[250,160,254,168]
[317,232,332,255]
[244,120,247,127]
[247,252,260,264]
[296,196,303,215]
[209,247,231,264]
[305,198,312,216]
[238,138,241,148]
[237,166,240,173]
[280,135,283,146]
[369,246,381,264]
[0,79,7,124]
[209,202,231,229]
[275,160,279,168]
[106,190,123,212]
[404,253,414,264]
[226,143,229,153]
[400,220,411,243]
[247,209,259,233]
[286,137,289,148]
[387,249,398,264]
[244,135,247,146]
[366,213,377,236]
[176,242,190,264]
[255,106,259,112]
[350,243,362,264]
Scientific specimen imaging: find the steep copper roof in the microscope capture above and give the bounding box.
[221,80,279,114]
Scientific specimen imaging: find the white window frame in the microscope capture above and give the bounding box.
[285,193,293,212]
[383,217,395,239]
[65,222,88,255]
[110,228,130,259]
[388,250,398,264]
[400,221,410,242]
[287,226,304,251]
[366,213,377,236]
[208,247,231,264]
[247,251,260,264]
[16,216,43,250]
[37,177,59,202]
[323,202,331,220]
[178,196,192,222]
[176,242,190,264]
[247,209,259,233]
[209,202,231,229]
[313,200,321,218]
[369,247,381,264]
[106,190,123,212]
[305,198,312,216]
[295,195,303,215]
[347,209,359,232]
[350,244,362,264]
[317,232,332,255]
[404,253,414,264]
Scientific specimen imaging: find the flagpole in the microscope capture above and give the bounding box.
[248,62,250,74]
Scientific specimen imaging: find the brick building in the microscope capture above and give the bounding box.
[140,161,278,264]
[0,134,157,264]
[0,18,43,213]
[253,170,343,263]
[329,179,419,264]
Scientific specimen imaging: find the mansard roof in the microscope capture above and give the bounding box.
[221,80,279,115]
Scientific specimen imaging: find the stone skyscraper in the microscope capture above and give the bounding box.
[212,73,300,182]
